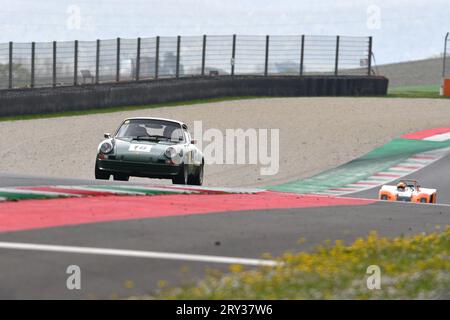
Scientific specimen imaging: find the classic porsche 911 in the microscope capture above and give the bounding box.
[95,117,204,185]
[378,180,437,203]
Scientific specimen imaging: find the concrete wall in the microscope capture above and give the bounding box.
[0,75,388,117]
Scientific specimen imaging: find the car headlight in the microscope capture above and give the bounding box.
[164,147,177,159]
[100,141,113,154]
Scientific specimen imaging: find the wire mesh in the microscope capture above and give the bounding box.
[98,39,117,83]
[34,42,53,87]
[179,36,203,77]
[158,36,178,78]
[268,35,302,75]
[77,40,96,85]
[338,36,370,75]
[0,43,8,89]
[120,38,138,81]
[12,42,32,88]
[204,35,233,76]
[139,37,157,80]
[56,41,75,86]
[234,35,266,75]
[444,34,450,78]
[0,35,372,90]
[303,35,337,75]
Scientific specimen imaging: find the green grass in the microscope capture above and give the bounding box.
[387,84,447,99]
[0,96,265,122]
[151,227,450,300]
[1,89,447,123]
[389,84,441,93]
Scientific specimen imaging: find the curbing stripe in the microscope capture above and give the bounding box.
[0,184,263,202]
[83,185,190,195]
[307,147,450,196]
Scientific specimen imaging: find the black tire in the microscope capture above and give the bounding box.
[95,163,110,180]
[380,195,388,200]
[113,174,130,181]
[188,163,204,186]
[172,164,188,185]
[419,198,427,203]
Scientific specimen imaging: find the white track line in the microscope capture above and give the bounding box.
[0,242,280,267]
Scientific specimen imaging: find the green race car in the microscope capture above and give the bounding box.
[95,117,204,185]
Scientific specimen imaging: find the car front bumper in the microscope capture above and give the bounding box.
[97,159,181,178]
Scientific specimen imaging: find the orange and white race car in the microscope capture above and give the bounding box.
[378,180,437,203]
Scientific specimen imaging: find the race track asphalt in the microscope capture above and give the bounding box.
[0,201,449,299]
[0,154,449,299]
[350,153,450,204]
[0,172,137,188]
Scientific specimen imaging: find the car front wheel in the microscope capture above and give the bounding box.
[188,163,204,186]
[95,163,110,180]
[172,164,188,185]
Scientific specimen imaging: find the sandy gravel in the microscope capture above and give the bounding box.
[0,97,449,187]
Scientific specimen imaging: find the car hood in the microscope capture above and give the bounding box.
[113,138,177,162]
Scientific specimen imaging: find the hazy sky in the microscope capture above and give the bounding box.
[0,0,449,64]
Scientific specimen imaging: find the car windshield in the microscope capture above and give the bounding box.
[116,119,185,142]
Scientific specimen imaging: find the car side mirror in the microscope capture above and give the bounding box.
[191,139,197,144]
[104,133,111,139]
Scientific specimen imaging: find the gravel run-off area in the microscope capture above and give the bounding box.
[0,97,449,187]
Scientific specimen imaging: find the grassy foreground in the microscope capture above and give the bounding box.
[387,84,447,99]
[154,227,450,299]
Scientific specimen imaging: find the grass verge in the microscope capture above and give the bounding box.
[387,84,447,99]
[153,227,450,299]
[0,96,264,122]
[1,91,447,123]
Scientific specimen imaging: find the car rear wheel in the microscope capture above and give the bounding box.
[380,195,388,200]
[188,163,204,186]
[419,198,427,203]
[95,163,110,180]
[172,164,188,185]
[113,174,129,181]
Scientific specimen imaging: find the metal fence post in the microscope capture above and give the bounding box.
[264,35,269,76]
[300,35,305,76]
[334,35,340,76]
[201,35,206,76]
[155,36,160,79]
[73,40,78,85]
[116,37,120,82]
[442,33,449,79]
[53,41,57,87]
[8,41,12,89]
[176,35,180,78]
[31,42,35,88]
[95,39,100,84]
[231,34,236,76]
[136,37,141,81]
[368,36,373,76]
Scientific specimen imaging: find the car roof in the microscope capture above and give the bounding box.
[123,117,186,127]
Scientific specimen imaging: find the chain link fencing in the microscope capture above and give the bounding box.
[0,34,372,90]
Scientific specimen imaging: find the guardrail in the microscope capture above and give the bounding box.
[0,34,373,90]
